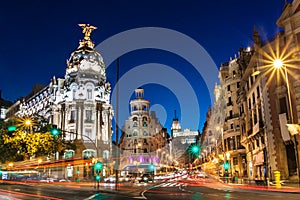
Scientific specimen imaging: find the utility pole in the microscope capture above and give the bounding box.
[115,57,120,190]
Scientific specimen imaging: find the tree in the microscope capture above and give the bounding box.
[0,116,76,163]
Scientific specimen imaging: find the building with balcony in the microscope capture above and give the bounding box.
[119,88,170,176]
[218,52,246,178]
[237,0,300,182]
[5,24,114,180]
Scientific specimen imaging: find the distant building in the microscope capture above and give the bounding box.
[119,88,170,175]
[0,90,12,121]
[170,115,200,168]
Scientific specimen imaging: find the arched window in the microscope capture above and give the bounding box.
[133,117,138,127]
[133,131,138,136]
[143,117,148,127]
[82,149,96,159]
[64,150,75,159]
[144,148,147,153]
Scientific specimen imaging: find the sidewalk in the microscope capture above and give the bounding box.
[210,174,300,194]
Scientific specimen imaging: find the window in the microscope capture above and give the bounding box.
[86,110,92,122]
[233,157,238,165]
[73,90,76,100]
[64,150,74,159]
[229,137,236,150]
[248,99,251,110]
[85,129,92,139]
[143,131,148,136]
[83,149,95,159]
[252,93,255,105]
[237,82,240,88]
[256,86,260,98]
[133,131,138,136]
[229,110,233,118]
[143,117,147,127]
[133,117,138,127]
[70,110,76,123]
[279,97,288,115]
[103,150,109,159]
[227,85,231,91]
[87,89,92,99]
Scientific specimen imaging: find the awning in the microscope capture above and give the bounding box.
[279,113,291,142]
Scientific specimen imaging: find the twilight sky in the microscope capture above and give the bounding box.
[0,0,287,135]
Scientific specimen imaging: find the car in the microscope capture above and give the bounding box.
[59,179,71,182]
[104,175,116,183]
[139,174,153,183]
[197,172,208,178]
[125,175,133,182]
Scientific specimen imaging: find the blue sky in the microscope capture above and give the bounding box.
[0,0,287,136]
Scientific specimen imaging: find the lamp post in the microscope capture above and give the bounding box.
[273,58,300,185]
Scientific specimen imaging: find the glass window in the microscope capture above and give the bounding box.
[70,110,76,122]
[86,110,92,122]
[85,129,92,139]
[83,149,95,159]
[103,150,109,159]
[87,89,92,99]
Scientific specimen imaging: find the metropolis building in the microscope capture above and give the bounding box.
[6,24,114,178]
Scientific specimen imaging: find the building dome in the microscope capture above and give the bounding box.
[67,44,105,71]
[65,24,105,78]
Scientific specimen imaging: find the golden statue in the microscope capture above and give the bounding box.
[78,24,97,40]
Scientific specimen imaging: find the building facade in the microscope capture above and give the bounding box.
[119,88,170,175]
[0,91,12,121]
[6,24,114,179]
[170,115,200,168]
[238,0,300,181]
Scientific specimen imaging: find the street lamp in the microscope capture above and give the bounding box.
[272,58,300,185]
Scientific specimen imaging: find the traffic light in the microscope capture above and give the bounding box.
[50,125,61,137]
[190,144,200,155]
[95,175,101,181]
[149,164,155,172]
[95,161,103,172]
[8,125,16,132]
[224,161,230,171]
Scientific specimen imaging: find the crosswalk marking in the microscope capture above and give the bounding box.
[156,182,186,188]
